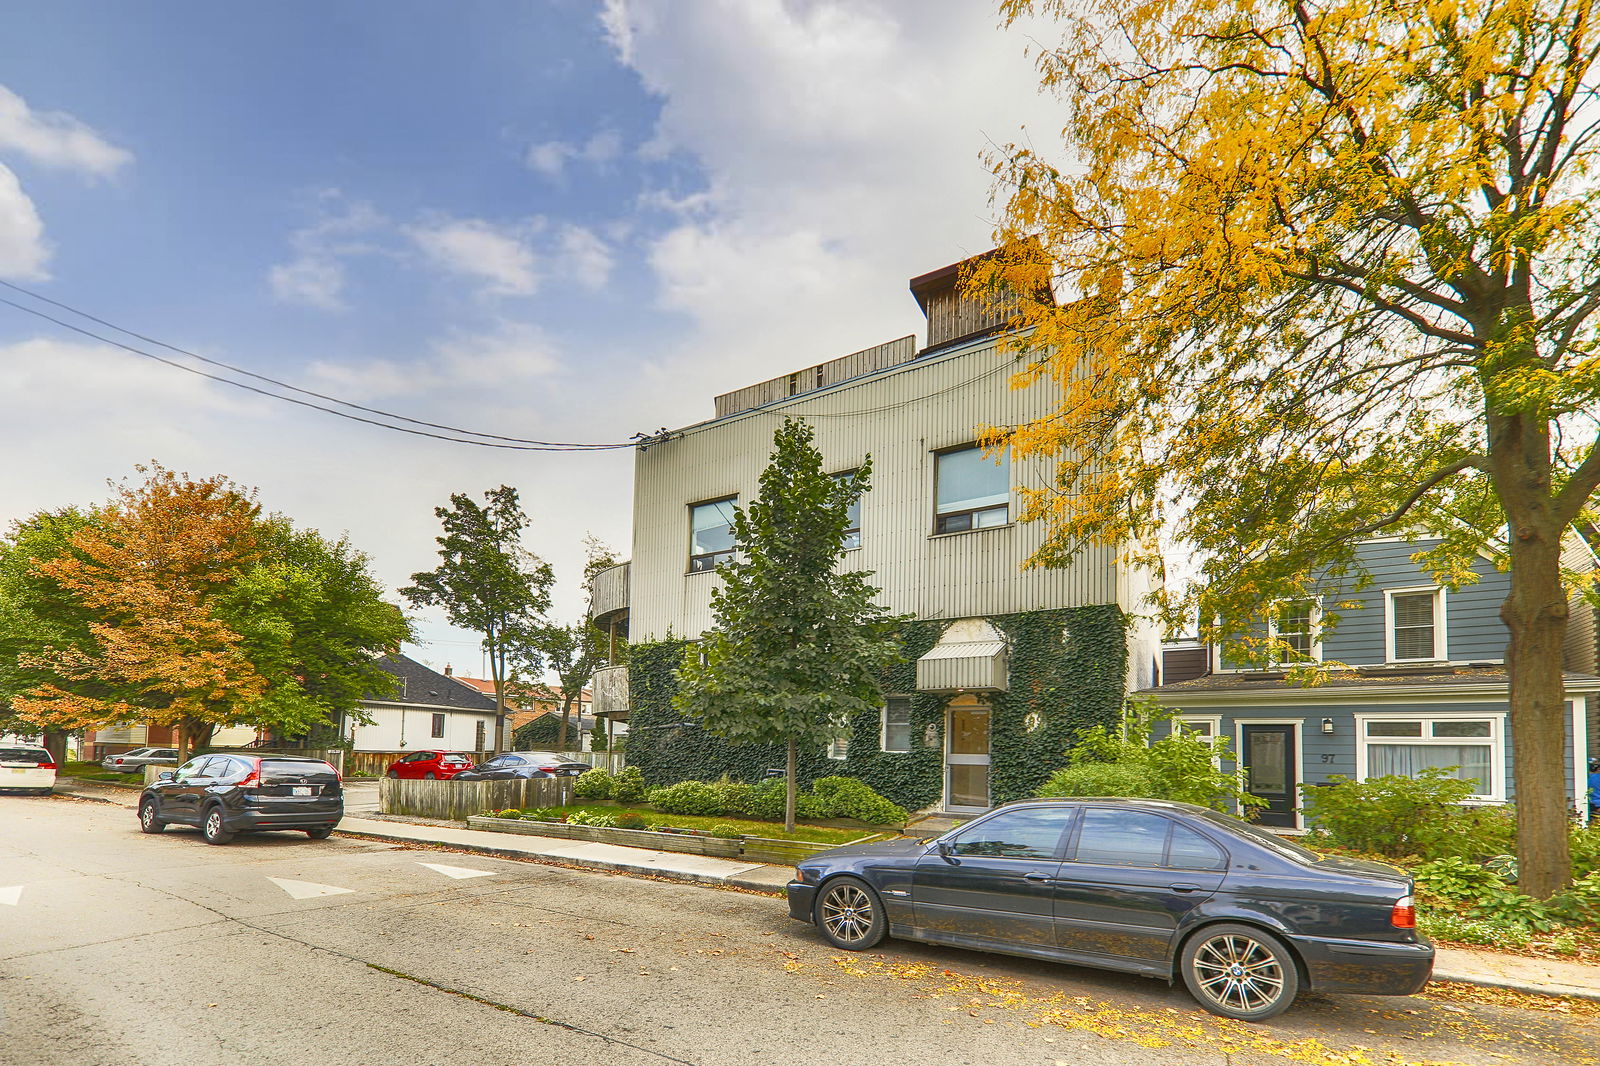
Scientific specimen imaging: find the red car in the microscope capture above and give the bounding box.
[385,750,475,780]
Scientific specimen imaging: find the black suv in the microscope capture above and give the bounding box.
[138,753,343,844]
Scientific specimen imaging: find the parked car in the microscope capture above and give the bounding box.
[787,798,1433,1021]
[450,752,592,781]
[138,753,342,845]
[101,747,179,774]
[0,745,57,795]
[385,750,476,780]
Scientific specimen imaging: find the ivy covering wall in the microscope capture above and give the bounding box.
[625,605,1128,811]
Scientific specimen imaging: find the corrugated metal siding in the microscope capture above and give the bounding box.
[712,336,918,418]
[915,641,1010,692]
[630,335,1122,640]
[589,561,630,625]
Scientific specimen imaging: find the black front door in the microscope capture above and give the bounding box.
[1241,724,1298,828]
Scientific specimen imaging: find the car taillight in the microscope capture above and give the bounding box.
[237,769,261,789]
[1391,894,1416,929]
[38,761,56,770]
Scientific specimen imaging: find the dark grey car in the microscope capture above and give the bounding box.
[138,754,342,844]
[787,798,1432,1021]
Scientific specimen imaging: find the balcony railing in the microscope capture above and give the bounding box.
[592,664,630,720]
[589,561,630,627]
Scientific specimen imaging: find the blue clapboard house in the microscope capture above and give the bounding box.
[1145,536,1600,829]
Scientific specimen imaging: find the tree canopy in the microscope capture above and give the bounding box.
[402,485,553,754]
[982,0,1600,895]
[0,465,409,758]
[674,419,904,830]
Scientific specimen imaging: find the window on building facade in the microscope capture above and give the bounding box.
[934,445,1010,533]
[1268,600,1321,661]
[689,497,738,572]
[431,713,445,739]
[1359,715,1501,800]
[826,711,851,760]
[474,720,486,752]
[833,471,863,549]
[881,696,913,752]
[1387,588,1443,661]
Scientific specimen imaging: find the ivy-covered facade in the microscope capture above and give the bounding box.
[626,606,1129,812]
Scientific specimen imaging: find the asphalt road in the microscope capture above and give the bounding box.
[3,794,1597,1066]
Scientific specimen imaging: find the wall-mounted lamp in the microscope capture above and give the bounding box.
[1321,717,1335,735]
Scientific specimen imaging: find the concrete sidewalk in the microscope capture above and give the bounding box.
[52,777,1600,1003]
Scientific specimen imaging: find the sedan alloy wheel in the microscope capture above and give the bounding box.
[1180,924,1299,1020]
[815,877,886,950]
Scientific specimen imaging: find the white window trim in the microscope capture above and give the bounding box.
[1233,718,1306,832]
[930,444,1012,536]
[1175,714,1224,768]
[1383,585,1448,663]
[1266,599,1323,664]
[880,696,913,753]
[1353,711,1505,803]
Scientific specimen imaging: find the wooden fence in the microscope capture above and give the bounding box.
[379,776,572,821]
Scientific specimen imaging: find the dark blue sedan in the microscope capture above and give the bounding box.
[787,798,1433,1020]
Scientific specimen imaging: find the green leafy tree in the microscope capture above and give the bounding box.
[984,0,1600,897]
[675,419,905,831]
[402,486,553,754]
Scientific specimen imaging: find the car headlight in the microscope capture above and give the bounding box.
[793,865,820,884]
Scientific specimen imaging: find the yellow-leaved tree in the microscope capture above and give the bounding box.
[980,0,1600,895]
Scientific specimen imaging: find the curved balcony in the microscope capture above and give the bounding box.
[592,664,630,721]
[588,561,630,628]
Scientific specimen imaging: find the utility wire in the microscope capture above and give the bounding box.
[0,279,642,451]
[0,294,639,451]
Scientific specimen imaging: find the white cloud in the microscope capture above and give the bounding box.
[268,194,387,310]
[0,85,132,178]
[525,129,625,179]
[556,225,613,289]
[0,163,48,279]
[407,217,539,297]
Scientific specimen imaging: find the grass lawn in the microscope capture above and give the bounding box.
[520,805,883,846]
[61,760,142,783]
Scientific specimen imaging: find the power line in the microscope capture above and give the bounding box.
[0,280,645,451]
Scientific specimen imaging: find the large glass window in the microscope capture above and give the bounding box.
[833,472,863,549]
[1071,808,1172,867]
[934,446,1009,533]
[1389,589,1442,660]
[689,497,738,572]
[1360,716,1500,799]
[881,696,913,753]
[950,807,1073,859]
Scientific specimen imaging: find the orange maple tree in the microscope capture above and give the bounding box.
[14,465,269,759]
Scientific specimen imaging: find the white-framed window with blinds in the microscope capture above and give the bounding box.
[688,497,738,573]
[933,445,1010,534]
[1355,712,1503,801]
[1384,586,1447,662]
[880,696,914,753]
[1174,715,1224,766]
[1267,600,1322,663]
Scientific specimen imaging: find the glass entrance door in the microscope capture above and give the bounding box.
[945,696,991,813]
[1241,723,1298,828]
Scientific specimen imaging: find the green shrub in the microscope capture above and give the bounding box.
[566,809,618,828]
[709,822,744,839]
[1413,856,1503,902]
[614,811,649,830]
[749,779,789,821]
[1468,885,1559,932]
[1420,912,1533,949]
[810,776,909,826]
[573,767,615,800]
[649,780,724,816]
[710,777,758,817]
[612,766,649,804]
[1550,872,1600,923]
[523,807,563,822]
[1569,822,1600,876]
[1036,762,1160,800]
[1298,768,1515,860]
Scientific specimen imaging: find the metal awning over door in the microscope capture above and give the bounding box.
[915,619,1009,693]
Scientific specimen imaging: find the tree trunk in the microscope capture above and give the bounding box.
[1502,520,1574,898]
[784,735,798,833]
[41,729,68,768]
[558,696,572,753]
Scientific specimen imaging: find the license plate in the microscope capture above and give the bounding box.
[8,767,28,774]
[291,786,312,796]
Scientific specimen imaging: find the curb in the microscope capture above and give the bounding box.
[335,825,788,895]
[1430,970,1600,1004]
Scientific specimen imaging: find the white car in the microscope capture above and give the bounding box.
[101,747,179,774]
[0,746,57,795]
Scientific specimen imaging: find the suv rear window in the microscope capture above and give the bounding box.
[0,748,50,764]
[260,759,340,784]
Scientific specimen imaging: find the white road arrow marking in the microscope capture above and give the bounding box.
[418,862,495,880]
[267,876,354,900]
[0,885,21,906]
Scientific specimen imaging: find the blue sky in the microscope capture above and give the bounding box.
[0,1,1051,673]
